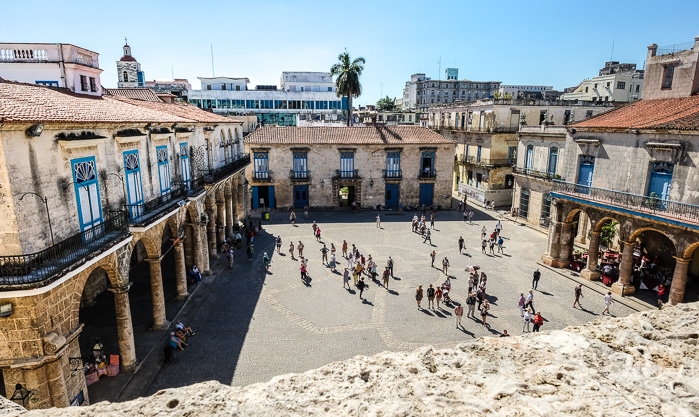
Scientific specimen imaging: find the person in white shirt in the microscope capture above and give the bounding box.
[602,292,614,315]
[495,221,502,235]
[522,309,533,332]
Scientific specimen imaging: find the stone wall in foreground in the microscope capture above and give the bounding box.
[7,302,699,416]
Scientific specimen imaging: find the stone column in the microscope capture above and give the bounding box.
[45,359,69,407]
[173,241,189,300]
[669,257,690,305]
[109,283,137,371]
[231,181,239,225]
[541,220,562,266]
[207,208,218,259]
[581,231,602,281]
[216,199,225,247]
[612,241,636,296]
[198,222,211,274]
[146,259,169,330]
[225,191,234,238]
[237,178,246,221]
[552,222,574,268]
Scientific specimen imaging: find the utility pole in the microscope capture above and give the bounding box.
[610,39,615,61]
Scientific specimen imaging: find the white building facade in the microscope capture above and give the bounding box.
[402,71,501,112]
[0,43,103,96]
[498,85,553,99]
[561,61,644,103]
[188,72,347,126]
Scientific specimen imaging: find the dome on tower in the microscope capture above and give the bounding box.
[120,41,136,62]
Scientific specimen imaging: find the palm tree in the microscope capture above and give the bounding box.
[330,50,365,126]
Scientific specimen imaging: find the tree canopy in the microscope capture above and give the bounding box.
[376,96,396,111]
[330,50,365,126]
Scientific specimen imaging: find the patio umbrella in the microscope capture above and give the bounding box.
[465,265,480,272]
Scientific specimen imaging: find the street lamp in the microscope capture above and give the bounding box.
[63,181,95,229]
[19,192,54,245]
[10,383,33,407]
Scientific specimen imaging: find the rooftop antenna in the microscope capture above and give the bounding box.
[210,44,215,77]
[380,83,385,98]
[124,37,127,45]
[171,63,174,80]
[437,56,442,80]
[610,39,615,61]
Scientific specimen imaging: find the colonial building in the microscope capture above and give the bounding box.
[401,71,501,112]
[642,36,699,100]
[561,61,644,103]
[541,96,699,304]
[0,79,249,409]
[353,108,419,126]
[188,72,347,126]
[0,43,103,96]
[116,41,145,88]
[429,99,613,207]
[244,126,454,210]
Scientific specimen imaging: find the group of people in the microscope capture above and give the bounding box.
[169,321,195,352]
[480,222,504,255]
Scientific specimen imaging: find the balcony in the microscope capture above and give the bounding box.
[551,180,699,227]
[0,212,130,289]
[462,156,512,167]
[289,170,310,182]
[334,169,361,180]
[383,169,402,179]
[205,154,251,184]
[513,167,561,181]
[418,169,437,179]
[253,170,273,182]
[125,178,204,228]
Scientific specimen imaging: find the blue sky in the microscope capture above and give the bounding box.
[2,0,698,105]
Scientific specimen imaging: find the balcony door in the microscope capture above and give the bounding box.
[123,150,144,221]
[180,143,191,190]
[340,152,354,178]
[157,146,171,196]
[71,157,103,232]
[647,162,673,209]
[293,152,308,178]
[576,155,595,194]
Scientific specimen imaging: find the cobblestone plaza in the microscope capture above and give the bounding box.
[143,207,648,394]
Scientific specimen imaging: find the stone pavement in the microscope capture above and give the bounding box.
[125,206,651,397]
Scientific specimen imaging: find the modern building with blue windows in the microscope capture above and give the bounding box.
[245,126,454,210]
[188,72,348,126]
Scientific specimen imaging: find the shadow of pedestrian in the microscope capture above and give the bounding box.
[501,253,512,257]
[346,288,356,295]
[462,253,472,257]
[387,289,399,296]
[433,310,446,318]
[485,294,499,305]
[457,326,475,337]
[392,276,401,280]
[539,290,554,297]
[420,309,434,316]
[361,298,374,306]
[438,308,452,316]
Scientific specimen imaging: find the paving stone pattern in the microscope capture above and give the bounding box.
[145,208,644,393]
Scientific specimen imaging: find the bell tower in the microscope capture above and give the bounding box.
[116,39,144,88]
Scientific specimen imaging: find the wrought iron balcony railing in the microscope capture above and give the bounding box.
[125,178,203,227]
[289,170,310,180]
[0,212,130,289]
[419,169,437,179]
[513,167,561,180]
[205,154,251,184]
[253,170,273,182]
[383,169,402,179]
[552,180,699,226]
[462,156,512,166]
[334,169,360,179]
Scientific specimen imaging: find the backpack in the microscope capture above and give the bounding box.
[427,288,435,297]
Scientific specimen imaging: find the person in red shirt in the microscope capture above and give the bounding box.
[532,312,544,332]
[657,284,666,309]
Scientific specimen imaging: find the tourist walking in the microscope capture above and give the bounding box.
[463,210,468,222]
[275,235,282,253]
[427,284,436,310]
[312,221,318,234]
[495,220,502,237]
[289,242,295,260]
[481,225,487,239]
[458,236,465,254]
[522,309,532,332]
[573,284,584,308]
[476,288,484,310]
[354,263,362,285]
[480,299,490,327]
[298,241,304,258]
[304,205,309,220]
[481,238,487,253]
[430,213,435,229]
[532,312,544,332]
[290,211,296,226]
[357,277,367,299]
[497,235,504,253]
[330,253,337,271]
[657,284,666,309]
[300,263,307,281]
[343,268,350,289]
[423,229,431,244]
[602,292,614,315]
[468,275,475,293]
[387,256,394,277]
[430,250,436,267]
[435,286,443,310]
[331,243,336,257]
[383,267,390,289]
[442,257,450,275]
[320,244,329,264]
[376,213,381,228]
[532,269,541,290]
[489,237,495,254]
[525,290,535,312]
[342,240,348,258]
[315,227,321,242]
[455,304,464,328]
[227,248,234,269]
[466,292,476,318]
[518,293,525,316]
[416,285,424,310]
[469,211,474,224]
[246,244,254,262]
[347,253,354,269]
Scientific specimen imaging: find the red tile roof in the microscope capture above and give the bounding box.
[572,96,699,130]
[0,79,238,125]
[105,88,163,102]
[246,126,455,145]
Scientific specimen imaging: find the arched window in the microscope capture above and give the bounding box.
[219,131,226,164]
[548,147,558,175]
[123,71,129,82]
[525,145,534,170]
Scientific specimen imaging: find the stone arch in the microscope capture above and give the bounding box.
[682,241,699,259]
[628,227,676,250]
[132,235,159,259]
[68,253,125,331]
[565,207,588,223]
